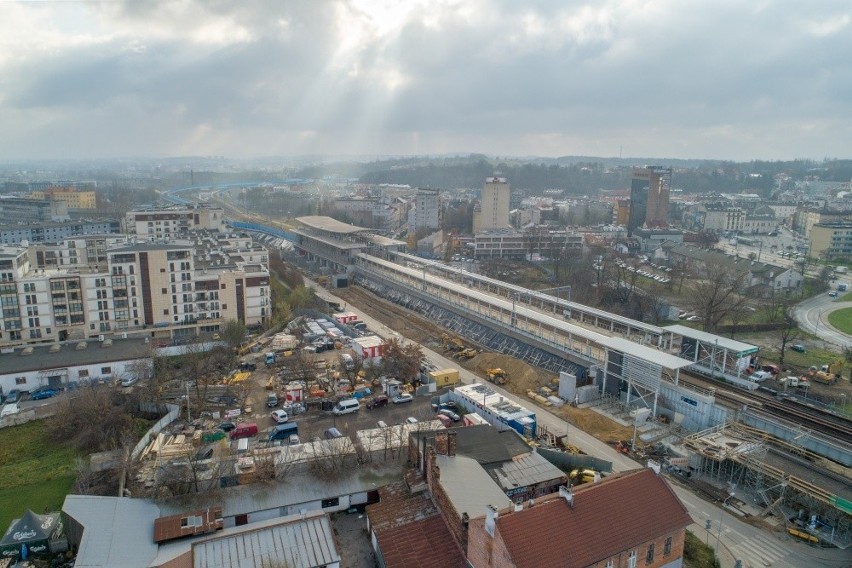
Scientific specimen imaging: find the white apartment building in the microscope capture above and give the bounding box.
[477,176,511,231]
[126,205,226,237]
[0,233,270,348]
[414,188,442,231]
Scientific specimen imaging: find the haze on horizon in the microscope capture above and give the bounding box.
[1,0,850,163]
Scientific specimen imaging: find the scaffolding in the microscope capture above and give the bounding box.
[684,422,852,548]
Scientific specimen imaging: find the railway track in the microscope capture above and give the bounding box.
[702,376,852,442]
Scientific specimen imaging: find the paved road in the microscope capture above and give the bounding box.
[793,289,852,348]
[309,280,852,568]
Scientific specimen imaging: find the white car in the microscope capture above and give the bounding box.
[1,403,20,418]
[392,393,413,404]
[270,409,289,423]
[749,371,773,382]
[406,417,418,424]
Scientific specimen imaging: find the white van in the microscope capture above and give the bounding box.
[340,353,355,371]
[332,398,360,416]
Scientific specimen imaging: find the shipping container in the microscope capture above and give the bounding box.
[428,368,460,388]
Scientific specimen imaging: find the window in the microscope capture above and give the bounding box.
[15,377,26,385]
[646,544,654,563]
[78,370,89,378]
[162,288,167,294]
[605,561,613,568]
[321,497,339,508]
[664,537,672,556]
[628,550,637,568]
[101,366,112,374]
[221,284,226,289]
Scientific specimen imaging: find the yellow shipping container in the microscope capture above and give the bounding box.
[429,368,460,387]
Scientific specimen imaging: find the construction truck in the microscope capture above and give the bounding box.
[486,368,507,385]
[779,375,808,389]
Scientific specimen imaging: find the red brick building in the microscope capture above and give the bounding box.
[466,468,692,568]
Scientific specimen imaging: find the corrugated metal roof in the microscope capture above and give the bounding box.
[193,513,339,568]
[491,451,566,490]
[664,324,758,355]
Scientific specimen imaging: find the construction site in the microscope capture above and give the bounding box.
[284,215,852,550]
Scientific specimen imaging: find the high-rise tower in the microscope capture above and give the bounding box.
[629,166,671,235]
[479,175,511,231]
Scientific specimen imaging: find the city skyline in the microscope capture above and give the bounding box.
[1,1,851,162]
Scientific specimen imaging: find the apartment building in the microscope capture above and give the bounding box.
[0,220,121,245]
[414,188,442,231]
[0,233,269,347]
[0,197,68,223]
[125,205,227,237]
[477,176,512,232]
[30,187,97,209]
[810,222,852,261]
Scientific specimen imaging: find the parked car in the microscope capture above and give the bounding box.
[366,395,389,409]
[270,409,289,424]
[1,403,21,418]
[266,393,279,408]
[791,344,806,353]
[438,408,461,422]
[30,388,58,400]
[119,376,139,387]
[392,393,413,404]
[239,362,257,372]
[829,291,838,297]
[406,417,418,424]
[435,414,453,428]
[376,420,388,428]
[216,422,236,432]
[5,389,21,403]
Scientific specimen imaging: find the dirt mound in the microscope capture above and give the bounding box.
[466,352,556,392]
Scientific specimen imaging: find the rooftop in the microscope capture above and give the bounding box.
[435,454,512,519]
[496,469,692,568]
[296,215,369,234]
[0,338,152,375]
[665,324,759,356]
[375,514,467,568]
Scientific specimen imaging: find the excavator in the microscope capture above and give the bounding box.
[809,360,842,385]
[486,368,508,384]
[441,333,465,353]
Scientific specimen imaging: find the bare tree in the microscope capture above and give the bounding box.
[687,257,751,332]
[376,338,424,385]
[777,312,800,366]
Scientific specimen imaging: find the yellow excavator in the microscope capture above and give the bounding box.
[486,368,507,384]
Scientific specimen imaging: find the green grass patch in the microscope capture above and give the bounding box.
[839,291,852,302]
[0,421,78,530]
[827,308,852,335]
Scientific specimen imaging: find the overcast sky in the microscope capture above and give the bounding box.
[1,0,850,162]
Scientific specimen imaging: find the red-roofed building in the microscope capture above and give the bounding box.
[466,468,692,568]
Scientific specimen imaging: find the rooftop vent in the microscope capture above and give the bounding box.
[76,341,88,351]
[21,346,34,356]
[49,344,61,353]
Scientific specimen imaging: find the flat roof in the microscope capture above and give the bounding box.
[63,495,161,568]
[295,216,369,234]
[603,336,694,370]
[0,338,152,375]
[664,324,759,355]
[435,454,512,519]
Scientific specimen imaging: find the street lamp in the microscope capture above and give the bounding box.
[715,492,736,553]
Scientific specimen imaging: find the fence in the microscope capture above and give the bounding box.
[130,403,181,460]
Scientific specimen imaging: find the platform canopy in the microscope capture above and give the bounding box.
[664,324,759,357]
